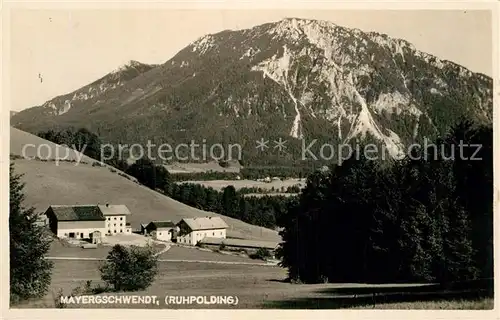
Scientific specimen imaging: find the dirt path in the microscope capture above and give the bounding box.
[152,241,171,257]
[45,256,278,266]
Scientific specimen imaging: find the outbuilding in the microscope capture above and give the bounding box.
[145,221,177,241]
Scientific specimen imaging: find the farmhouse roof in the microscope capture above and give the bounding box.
[98,204,131,216]
[148,221,176,229]
[47,205,105,221]
[179,217,228,231]
[200,237,279,250]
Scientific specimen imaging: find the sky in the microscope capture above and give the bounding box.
[9,9,493,111]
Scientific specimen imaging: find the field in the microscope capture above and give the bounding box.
[48,237,269,264]
[164,161,241,173]
[178,179,306,191]
[243,193,298,198]
[16,260,493,309]
[9,127,280,242]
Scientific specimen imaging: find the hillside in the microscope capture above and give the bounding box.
[9,127,280,242]
[11,18,493,165]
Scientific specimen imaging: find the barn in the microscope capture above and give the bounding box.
[45,205,106,239]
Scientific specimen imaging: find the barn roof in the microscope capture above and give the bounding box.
[98,204,131,216]
[179,217,228,231]
[147,221,176,229]
[200,237,279,250]
[47,205,105,221]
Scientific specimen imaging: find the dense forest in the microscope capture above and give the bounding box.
[276,119,493,284]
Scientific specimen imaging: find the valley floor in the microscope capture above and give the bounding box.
[14,258,492,310]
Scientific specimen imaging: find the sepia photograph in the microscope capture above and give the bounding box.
[3,2,497,316]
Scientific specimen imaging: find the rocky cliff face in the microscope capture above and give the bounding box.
[12,18,493,164]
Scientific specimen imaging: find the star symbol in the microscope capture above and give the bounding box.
[255,138,269,152]
[273,138,287,152]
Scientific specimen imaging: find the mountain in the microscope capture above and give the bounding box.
[13,60,158,118]
[10,127,280,242]
[12,18,493,165]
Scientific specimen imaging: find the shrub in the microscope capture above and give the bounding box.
[52,289,66,308]
[219,160,230,168]
[118,172,131,180]
[99,244,158,292]
[9,154,23,160]
[249,248,272,261]
[109,167,117,173]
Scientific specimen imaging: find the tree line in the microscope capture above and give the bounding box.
[169,184,293,228]
[276,119,493,284]
[103,156,292,229]
[37,128,318,180]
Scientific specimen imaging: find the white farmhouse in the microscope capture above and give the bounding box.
[99,204,132,235]
[44,204,133,240]
[175,217,228,246]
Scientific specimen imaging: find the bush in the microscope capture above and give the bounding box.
[219,160,230,168]
[196,241,204,248]
[99,244,158,292]
[9,154,23,160]
[249,248,272,260]
[52,289,66,308]
[109,167,117,173]
[118,172,131,180]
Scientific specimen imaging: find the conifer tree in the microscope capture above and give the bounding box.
[10,163,53,304]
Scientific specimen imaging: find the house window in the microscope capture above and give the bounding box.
[120,223,123,226]
[114,230,116,233]
[114,224,116,226]
[213,232,215,236]
[108,230,111,234]
[120,217,123,220]
[107,217,110,221]
[120,230,123,233]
